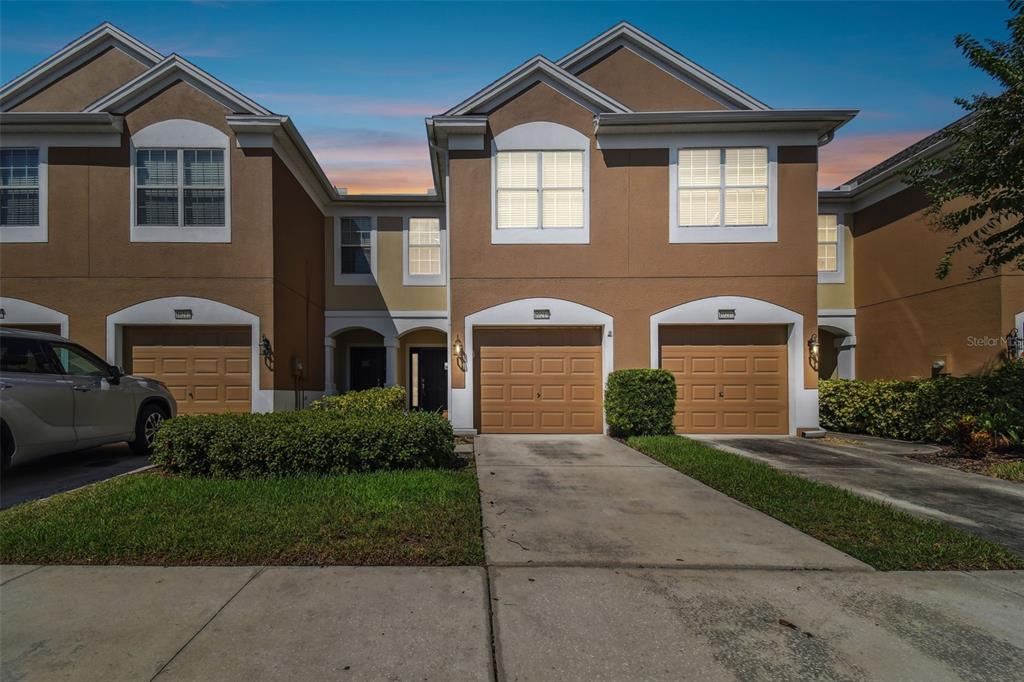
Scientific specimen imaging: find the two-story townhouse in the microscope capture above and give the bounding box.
[0,23,332,413]
[817,116,1024,380]
[427,23,856,435]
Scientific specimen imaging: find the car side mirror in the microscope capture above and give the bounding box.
[109,365,123,385]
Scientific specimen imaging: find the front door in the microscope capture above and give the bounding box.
[350,347,386,391]
[410,347,447,412]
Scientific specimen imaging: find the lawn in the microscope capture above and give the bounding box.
[0,469,484,566]
[628,436,1024,571]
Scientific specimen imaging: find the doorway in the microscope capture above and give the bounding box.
[350,347,386,391]
[410,346,447,412]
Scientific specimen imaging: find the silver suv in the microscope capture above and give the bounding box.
[0,328,177,470]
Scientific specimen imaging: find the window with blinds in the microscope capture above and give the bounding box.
[339,217,373,274]
[1,148,40,227]
[678,147,768,228]
[817,214,839,272]
[496,150,583,229]
[136,148,225,228]
[408,217,441,276]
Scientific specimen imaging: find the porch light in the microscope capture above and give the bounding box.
[453,335,466,371]
[260,334,275,370]
[1008,327,1022,359]
[808,333,820,359]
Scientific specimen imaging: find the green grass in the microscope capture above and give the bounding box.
[0,470,484,566]
[628,436,1024,571]
[987,460,1024,482]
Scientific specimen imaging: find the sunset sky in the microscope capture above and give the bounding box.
[1,1,1011,193]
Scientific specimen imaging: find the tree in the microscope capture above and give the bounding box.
[903,0,1024,279]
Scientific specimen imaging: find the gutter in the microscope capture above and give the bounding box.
[0,111,123,134]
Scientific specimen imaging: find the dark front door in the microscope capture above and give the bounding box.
[410,347,447,412]
[350,347,386,391]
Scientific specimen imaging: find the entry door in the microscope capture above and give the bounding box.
[410,347,447,412]
[350,347,386,391]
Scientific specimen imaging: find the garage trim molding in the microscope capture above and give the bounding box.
[105,296,268,412]
[451,297,614,434]
[0,297,69,336]
[649,296,817,435]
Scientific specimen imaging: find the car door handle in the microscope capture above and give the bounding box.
[73,386,92,392]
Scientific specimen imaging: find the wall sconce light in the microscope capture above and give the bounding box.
[0,308,5,320]
[808,333,820,359]
[453,335,466,371]
[1007,327,1022,359]
[260,334,275,371]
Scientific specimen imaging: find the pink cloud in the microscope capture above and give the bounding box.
[305,128,435,193]
[328,167,435,194]
[819,130,931,189]
[253,92,446,117]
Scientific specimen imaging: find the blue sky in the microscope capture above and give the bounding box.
[0,1,1012,191]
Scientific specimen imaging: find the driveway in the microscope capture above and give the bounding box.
[699,433,1024,556]
[1,444,150,510]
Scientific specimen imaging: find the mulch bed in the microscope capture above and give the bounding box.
[898,448,1023,479]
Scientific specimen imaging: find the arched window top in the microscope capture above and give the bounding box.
[131,118,228,147]
[493,121,588,151]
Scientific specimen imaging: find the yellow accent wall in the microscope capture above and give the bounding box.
[817,225,855,310]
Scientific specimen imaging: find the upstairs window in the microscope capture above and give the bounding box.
[408,218,441,275]
[339,217,373,274]
[136,148,225,228]
[496,151,583,230]
[1,148,40,228]
[817,214,839,272]
[678,147,768,228]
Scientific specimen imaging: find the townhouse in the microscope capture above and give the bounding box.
[2,22,1019,435]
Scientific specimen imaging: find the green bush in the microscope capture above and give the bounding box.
[819,360,1024,443]
[152,408,454,478]
[604,368,677,438]
[310,386,406,415]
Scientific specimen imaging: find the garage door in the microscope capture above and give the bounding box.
[476,328,602,434]
[125,326,252,414]
[660,325,788,434]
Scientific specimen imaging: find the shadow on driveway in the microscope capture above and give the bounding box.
[1,444,150,510]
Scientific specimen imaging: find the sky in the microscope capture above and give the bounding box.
[0,1,1012,193]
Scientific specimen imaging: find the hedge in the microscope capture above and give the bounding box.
[819,360,1024,443]
[604,368,677,438]
[151,408,455,478]
[310,386,406,414]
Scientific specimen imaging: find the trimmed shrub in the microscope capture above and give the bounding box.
[151,408,455,478]
[604,368,677,438]
[819,360,1024,444]
[310,386,406,415]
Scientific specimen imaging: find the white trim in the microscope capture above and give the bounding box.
[129,119,231,243]
[1015,311,1024,360]
[817,308,856,317]
[85,55,271,115]
[669,136,778,244]
[0,23,163,112]
[105,296,267,412]
[402,216,447,286]
[649,296,817,435]
[0,144,47,243]
[451,298,614,433]
[325,312,447,340]
[490,122,591,245]
[0,297,69,336]
[333,216,378,285]
[556,22,769,111]
[444,56,630,116]
[817,211,847,284]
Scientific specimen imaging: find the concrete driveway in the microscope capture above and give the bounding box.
[700,433,1024,556]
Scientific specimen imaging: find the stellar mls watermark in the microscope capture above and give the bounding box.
[966,336,1006,347]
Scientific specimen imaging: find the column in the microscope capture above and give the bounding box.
[324,336,337,394]
[385,337,399,387]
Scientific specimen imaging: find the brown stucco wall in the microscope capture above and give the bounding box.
[11,47,150,112]
[448,83,819,394]
[575,46,727,112]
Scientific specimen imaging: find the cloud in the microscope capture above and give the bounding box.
[819,130,931,189]
[253,92,446,118]
[305,127,434,193]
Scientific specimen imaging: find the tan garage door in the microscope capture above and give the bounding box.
[660,325,788,435]
[476,328,602,434]
[125,326,252,414]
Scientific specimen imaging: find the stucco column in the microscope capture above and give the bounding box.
[836,335,857,380]
[324,337,337,394]
[385,337,399,387]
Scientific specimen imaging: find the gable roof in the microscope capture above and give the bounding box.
[84,54,272,115]
[0,22,163,112]
[444,55,630,116]
[557,22,770,111]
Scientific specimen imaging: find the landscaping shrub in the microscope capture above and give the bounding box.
[152,408,455,478]
[310,386,406,415]
[819,360,1024,444]
[604,368,677,438]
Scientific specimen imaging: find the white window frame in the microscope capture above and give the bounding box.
[130,119,231,243]
[0,144,48,243]
[817,212,846,284]
[403,216,446,286]
[669,136,778,244]
[490,121,590,245]
[334,215,378,286]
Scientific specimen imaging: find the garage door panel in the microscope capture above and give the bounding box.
[480,357,505,373]
[540,412,566,428]
[161,358,189,375]
[540,357,566,374]
[661,326,787,435]
[539,385,565,401]
[192,358,221,374]
[509,357,536,374]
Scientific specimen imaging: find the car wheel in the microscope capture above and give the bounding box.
[130,404,167,455]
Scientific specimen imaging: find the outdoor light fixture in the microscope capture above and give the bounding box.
[260,334,275,370]
[173,308,193,320]
[808,333,820,359]
[1008,327,1022,359]
[453,335,466,371]
[0,308,5,320]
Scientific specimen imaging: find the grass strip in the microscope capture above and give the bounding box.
[0,469,484,566]
[628,436,1024,571]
